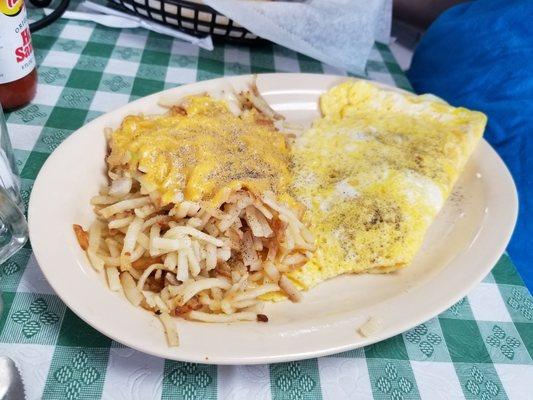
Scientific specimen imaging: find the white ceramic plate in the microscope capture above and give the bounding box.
[28,74,518,364]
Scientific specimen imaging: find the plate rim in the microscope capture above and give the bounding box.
[28,73,519,364]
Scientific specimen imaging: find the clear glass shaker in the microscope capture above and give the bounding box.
[0,104,28,264]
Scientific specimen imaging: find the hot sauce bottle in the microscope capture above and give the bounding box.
[0,0,37,110]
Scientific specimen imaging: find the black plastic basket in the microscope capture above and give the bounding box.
[109,0,262,43]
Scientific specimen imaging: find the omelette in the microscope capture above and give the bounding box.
[285,80,487,290]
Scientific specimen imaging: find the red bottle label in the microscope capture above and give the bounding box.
[0,0,36,84]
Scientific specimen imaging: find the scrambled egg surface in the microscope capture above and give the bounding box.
[286,80,487,290]
[108,96,293,205]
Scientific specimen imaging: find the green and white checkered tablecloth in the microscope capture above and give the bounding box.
[1,6,532,399]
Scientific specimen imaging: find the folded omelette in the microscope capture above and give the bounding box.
[287,80,487,290]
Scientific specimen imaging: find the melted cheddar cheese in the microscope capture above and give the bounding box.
[108,96,293,205]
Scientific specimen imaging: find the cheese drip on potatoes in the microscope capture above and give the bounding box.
[108,95,295,207]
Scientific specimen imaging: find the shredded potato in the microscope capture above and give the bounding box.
[120,272,143,306]
[73,224,89,251]
[75,86,315,347]
[87,251,104,272]
[106,267,121,291]
[279,275,302,302]
[180,278,232,305]
[100,197,151,218]
[159,312,179,346]
[187,310,257,323]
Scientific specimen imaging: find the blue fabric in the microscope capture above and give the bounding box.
[408,0,532,289]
